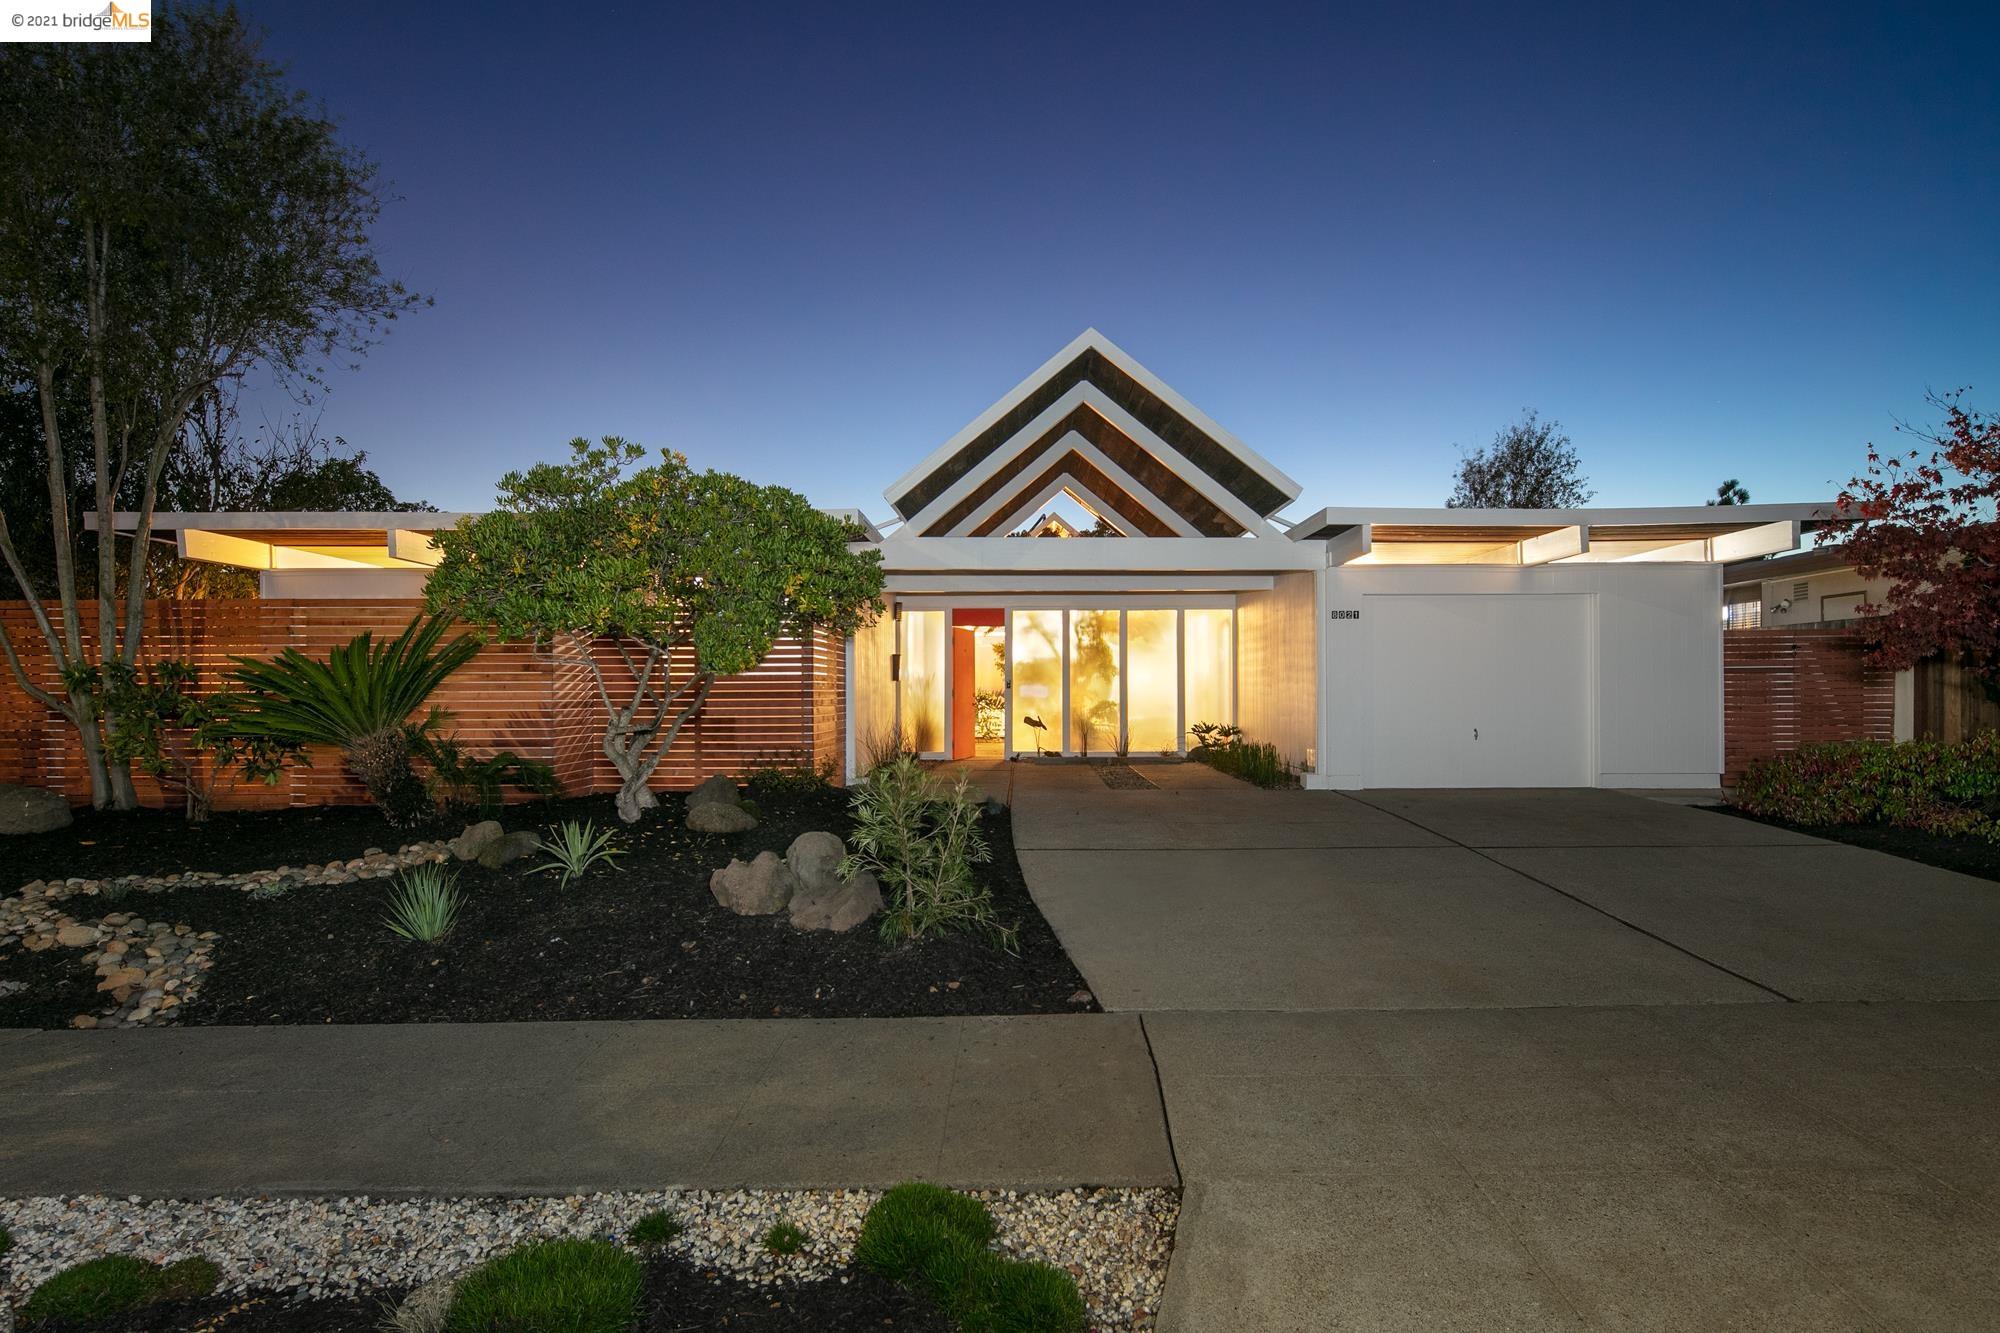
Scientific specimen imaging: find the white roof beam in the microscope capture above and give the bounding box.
[1707,519,1800,563]
[1519,525,1588,565]
[1325,524,1372,566]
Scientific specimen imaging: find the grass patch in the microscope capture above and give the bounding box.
[763,1220,807,1255]
[19,1253,219,1322]
[443,1237,642,1333]
[626,1210,682,1246]
[856,1182,1084,1333]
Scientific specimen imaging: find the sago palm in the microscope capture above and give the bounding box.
[231,613,482,824]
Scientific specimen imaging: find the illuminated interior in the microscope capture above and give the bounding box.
[1010,610,1063,753]
[1125,609,1178,754]
[1183,608,1234,746]
[1068,610,1122,753]
[899,609,946,755]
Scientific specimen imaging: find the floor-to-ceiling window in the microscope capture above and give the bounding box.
[1010,609,1063,754]
[1068,610,1121,754]
[1125,609,1179,754]
[1183,608,1235,747]
[900,609,946,755]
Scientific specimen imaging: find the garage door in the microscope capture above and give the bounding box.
[1364,593,1593,787]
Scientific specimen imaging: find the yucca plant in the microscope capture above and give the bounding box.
[231,614,482,826]
[384,864,463,942]
[530,819,624,888]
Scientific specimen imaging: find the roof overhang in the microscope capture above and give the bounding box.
[1295,503,1839,567]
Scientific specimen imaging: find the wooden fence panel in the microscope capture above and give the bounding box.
[1913,658,2000,743]
[1722,628,1894,783]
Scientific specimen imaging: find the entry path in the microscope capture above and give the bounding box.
[1008,766,2000,1331]
[0,1015,1175,1196]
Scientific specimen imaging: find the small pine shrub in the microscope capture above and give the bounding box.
[843,756,1014,949]
[443,1238,642,1333]
[857,1182,1083,1333]
[19,1253,217,1322]
[627,1210,681,1246]
[763,1220,807,1255]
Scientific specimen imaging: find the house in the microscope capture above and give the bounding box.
[1721,545,1893,631]
[81,330,1838,798]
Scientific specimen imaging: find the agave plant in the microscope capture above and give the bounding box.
[530,819,624,888]
[383,864,463,942]
[230,614,482,826]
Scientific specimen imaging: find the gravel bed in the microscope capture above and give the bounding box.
[0,1187,1179,1330]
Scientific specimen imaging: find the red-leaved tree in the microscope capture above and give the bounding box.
[1833,390,1999,693]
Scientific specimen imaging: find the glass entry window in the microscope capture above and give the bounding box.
[899,609,946,755]
[1004,607,1231,757]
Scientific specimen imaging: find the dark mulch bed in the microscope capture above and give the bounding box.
[2,778,1097,1026]
[1709,805,2000,882]
[1091,760,1157,790]
[0,936,104,1029]
[21,1256,950,1331]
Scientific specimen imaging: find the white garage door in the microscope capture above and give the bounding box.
[1365,594,1593,787]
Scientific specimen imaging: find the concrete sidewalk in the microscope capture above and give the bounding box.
[0,1015,1177,1196]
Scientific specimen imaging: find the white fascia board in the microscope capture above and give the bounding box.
[947,431,1204,539]
[883,328,1301,517]
[1288,502,1837,536]
[1707,519,1800,562]
[1080,386,1281,538]
[885,574,1274,595]
[1324,524,1371,566]
[1519,525,1588,565]
[876,534,1321,574]
[94,510,479,532]
[976,470,1141,539]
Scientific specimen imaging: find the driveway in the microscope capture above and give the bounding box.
[1009,766,2000,1331]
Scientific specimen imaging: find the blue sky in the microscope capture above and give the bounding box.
[236,0,2000,518]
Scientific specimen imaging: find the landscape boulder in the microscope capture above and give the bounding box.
[0,784,71,834]
[688,801,758,834]
[450,820,505,862]
[477,829,541,870]
[685,774,742,811]
[709,851,798,915]
[785,830,847,891]
[788,867,884,933]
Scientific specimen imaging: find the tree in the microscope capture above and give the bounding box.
[426,438,885,823]
[1834,390,1999,691]
[98,660,296,822]
[1446,410,1594,508]
[0,8,424,809]
[1708,478,1752,506]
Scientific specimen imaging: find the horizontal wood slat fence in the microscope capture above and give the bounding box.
[1722,628,1894,784]
[0,600,843,811]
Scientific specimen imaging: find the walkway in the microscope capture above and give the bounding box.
[1003,766,2000,1331]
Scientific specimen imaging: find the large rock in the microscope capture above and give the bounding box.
[477,829,541,870]
[685,774,742,811]
[786,830,847,892]
[450,820,504,862]
[688,801,758,834]
[0,784,71,834]
[789,867,884,933]
[709,851,798,915]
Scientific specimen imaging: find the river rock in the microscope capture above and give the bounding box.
[709,851,797,915]
[788,867,883,933]
[688,801,757,834]
[685,774,742,811]
[450,820,505,862]
[785,831,847,891]
[477,830,540,870]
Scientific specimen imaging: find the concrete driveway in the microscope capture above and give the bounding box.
[1009,766,2000,1331]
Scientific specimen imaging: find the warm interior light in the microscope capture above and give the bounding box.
[1068,609,1121,752]
[1183,608,1234,746]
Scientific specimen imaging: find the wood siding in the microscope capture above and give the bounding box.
[1722,628,1894,783]
[1913,657,2000,743]
[0,600,844,809]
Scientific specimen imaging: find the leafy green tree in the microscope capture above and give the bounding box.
[0,7,424,809]
[426,438,885,822]
[1446,410,1594,508]
[98,660,296,822]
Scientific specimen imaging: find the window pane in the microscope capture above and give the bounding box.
[1126,609,1178,753]
[1183,608,1234,746]
[1011,610,1062,753]
[900,609,945,754]
[1069,609,1121,754]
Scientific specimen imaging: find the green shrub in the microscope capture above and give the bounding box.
[443,1237,642,1333]
[745,754,837,797]
[843,756,1014,949]
[384,864,464,942]
[1188,722,1296,789]
[763,1220,807,1255]
[531,819,625,888]
[1734,733,2000,840]
[626,1210,681,1246]
[856,1183,1083,1333]
[18,1252,217,1322]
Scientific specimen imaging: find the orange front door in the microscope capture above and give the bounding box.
[950,627,977,760]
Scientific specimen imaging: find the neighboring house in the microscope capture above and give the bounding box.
[80,329,1837,797]
[1721,544,1894,631]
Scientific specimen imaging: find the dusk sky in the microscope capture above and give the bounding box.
[239,1,2000,520]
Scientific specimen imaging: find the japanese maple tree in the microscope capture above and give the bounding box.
[1833,390,1999,691]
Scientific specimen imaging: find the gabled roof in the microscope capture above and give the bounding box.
[884,330,1303,539]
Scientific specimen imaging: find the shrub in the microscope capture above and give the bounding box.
[856,1183,1084,1333]
[19,1252,218,1322]
[531,819,624,888]
[626,1210,681,1246]
[384,864,464,942]
[1188,721,1296,789]
[842,756,1014,949]
[421,731,560,818]
[97,660,297,822]
[1734,733,2000,840]
[443,1237,642,1333]
[231,613,482,826]
[763,1220,807,1255]
[745,753,837,796]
